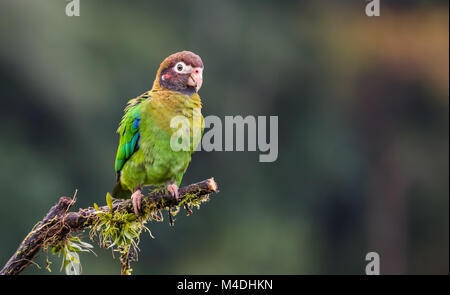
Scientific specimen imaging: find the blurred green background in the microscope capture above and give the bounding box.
[0,0,448,275]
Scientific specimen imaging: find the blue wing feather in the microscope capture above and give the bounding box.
[115,109,141,172]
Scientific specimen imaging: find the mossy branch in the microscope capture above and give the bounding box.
[0,178,219,275]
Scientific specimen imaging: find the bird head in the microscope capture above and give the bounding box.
[153,51,204,95]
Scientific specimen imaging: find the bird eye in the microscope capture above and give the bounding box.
[174,62,185,73]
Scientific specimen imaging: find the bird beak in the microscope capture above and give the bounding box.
[187,67,203,91]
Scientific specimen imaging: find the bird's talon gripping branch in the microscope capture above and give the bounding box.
[131,189,144,216]
[167,183,179,201]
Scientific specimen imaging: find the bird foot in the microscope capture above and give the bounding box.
[131,189,144,216]
[167,183,179,201]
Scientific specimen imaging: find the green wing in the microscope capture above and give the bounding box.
[114,95,147,173]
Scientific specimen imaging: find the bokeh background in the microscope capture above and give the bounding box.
[0,0,448,275]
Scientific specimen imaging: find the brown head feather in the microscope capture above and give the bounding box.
[152,51,203,92]
[161,51,203,69]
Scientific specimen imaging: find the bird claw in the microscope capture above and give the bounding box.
[167,183,179,201]
[131,189,144,216]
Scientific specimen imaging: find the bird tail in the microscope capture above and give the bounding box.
[112,176,131,199]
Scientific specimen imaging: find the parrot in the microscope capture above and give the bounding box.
[112,51,204,216]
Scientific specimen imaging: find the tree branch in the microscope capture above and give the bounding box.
[0,178,218,275]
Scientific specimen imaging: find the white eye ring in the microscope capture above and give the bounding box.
[174,62,186,73]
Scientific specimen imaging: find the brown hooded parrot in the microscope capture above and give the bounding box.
[112,51,204,216]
